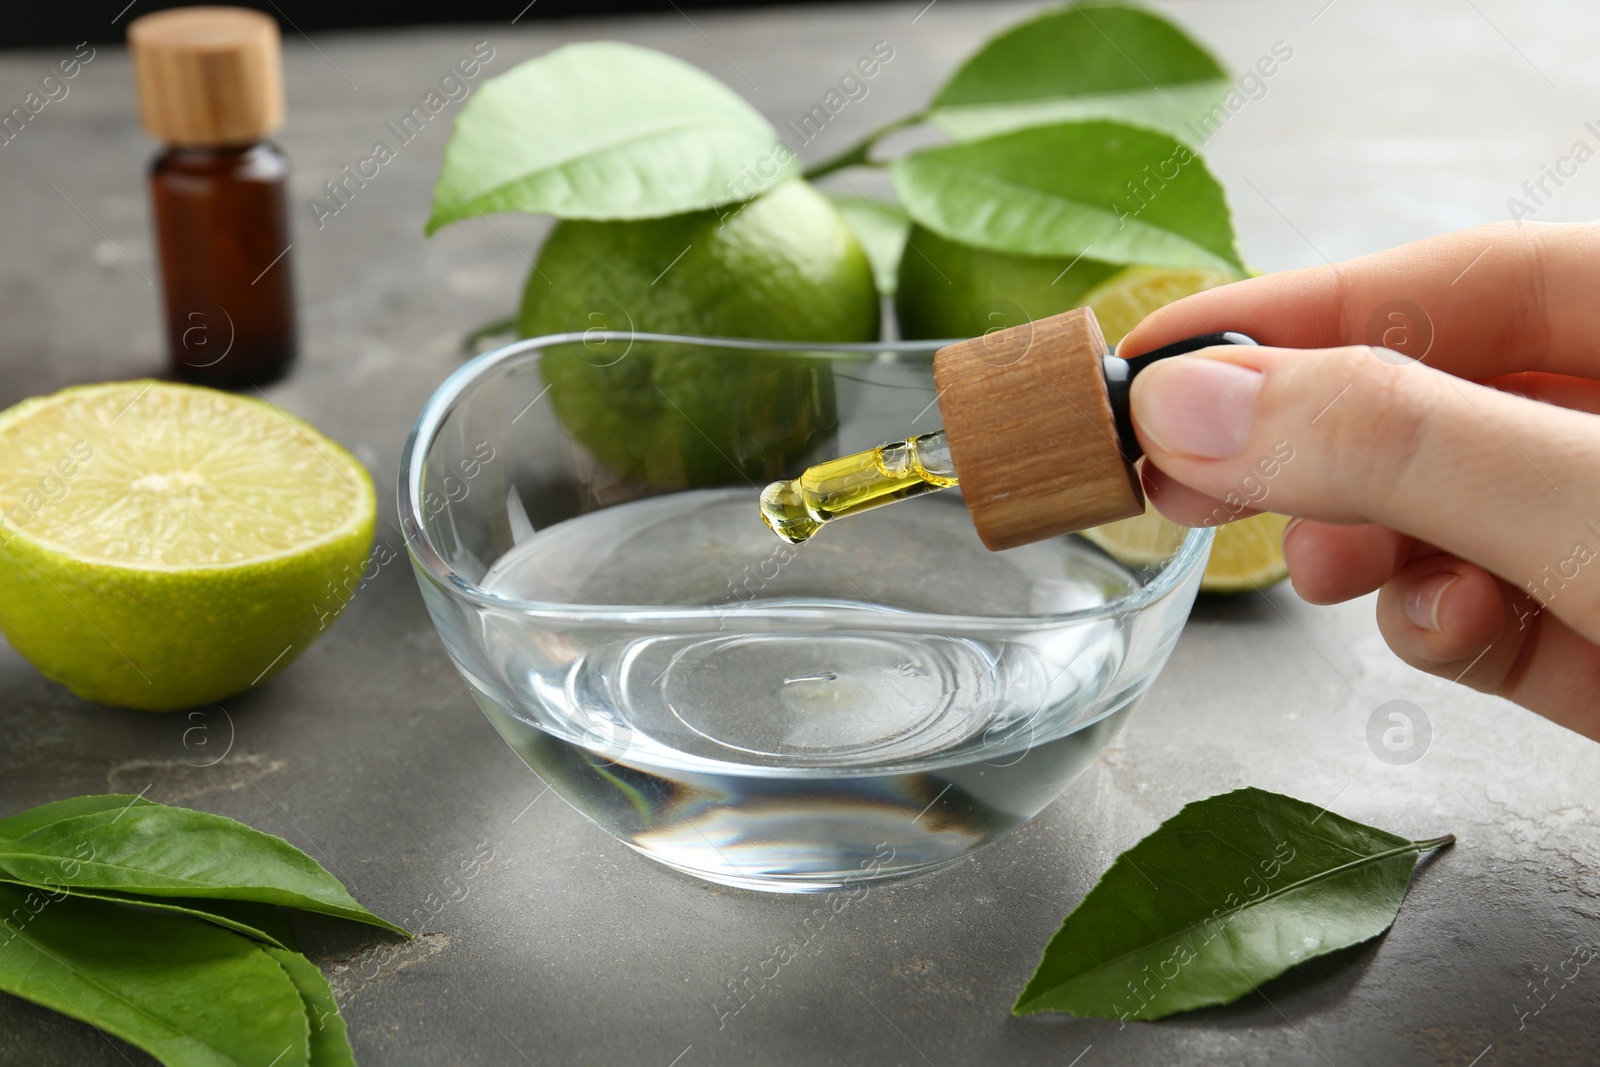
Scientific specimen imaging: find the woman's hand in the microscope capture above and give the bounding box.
[1121,221,1600,740]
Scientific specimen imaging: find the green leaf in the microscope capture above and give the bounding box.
[427,41,796,232]
[891,120,1244,273]
[828,195,909,295]
[0,877,292,949]
[0,793,156,838]
[266,950,357,1067]
[0,799,409,938]
[1014,787,1453,1020]
[929,3,1229,142]
[0,883,310,1066]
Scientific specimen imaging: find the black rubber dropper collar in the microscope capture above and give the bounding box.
[1102,331,1258,463]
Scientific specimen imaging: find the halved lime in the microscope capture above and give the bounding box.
[1083,504,1291,594]
[1079,264,1240,348]
[0,381,375,710]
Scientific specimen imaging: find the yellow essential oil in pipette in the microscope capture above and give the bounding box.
[759,430,958,544]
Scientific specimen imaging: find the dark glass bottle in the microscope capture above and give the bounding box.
[129,7,297,388]
[149,143,297,387]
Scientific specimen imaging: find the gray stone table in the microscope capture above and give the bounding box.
[2,1,1597,1064]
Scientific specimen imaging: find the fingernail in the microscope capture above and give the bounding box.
[1136,357,1264,458]
[1405,572,1459,632]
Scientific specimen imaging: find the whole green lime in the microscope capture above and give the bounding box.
[895,224,1123,341]
[521,179,880,487]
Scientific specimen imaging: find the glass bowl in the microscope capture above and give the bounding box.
[399,331,1212,893]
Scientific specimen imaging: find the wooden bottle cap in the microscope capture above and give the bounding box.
[128,7,284,146]
[934,307,1143,551]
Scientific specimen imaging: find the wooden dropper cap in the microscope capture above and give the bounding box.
[933,307,1256,551]
[128,7,284,147]
[935,308,1139,551]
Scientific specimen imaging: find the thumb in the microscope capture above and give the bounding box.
[1129,344,1600,642]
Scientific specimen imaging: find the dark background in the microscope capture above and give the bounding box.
[5,0,853,48]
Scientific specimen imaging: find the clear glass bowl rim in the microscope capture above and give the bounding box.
[398,331,1215,627]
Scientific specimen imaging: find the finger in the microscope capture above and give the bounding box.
[1140,462,1259,526]
[1480,372,1600,415]
[1282,520,1415,604]
[1376,556,1507,668]
[1119,221,1600,380]
[1129,344,1600,645]
[1376,560,1600,740]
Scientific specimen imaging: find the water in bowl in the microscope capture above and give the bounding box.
[468,488,1140,891]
